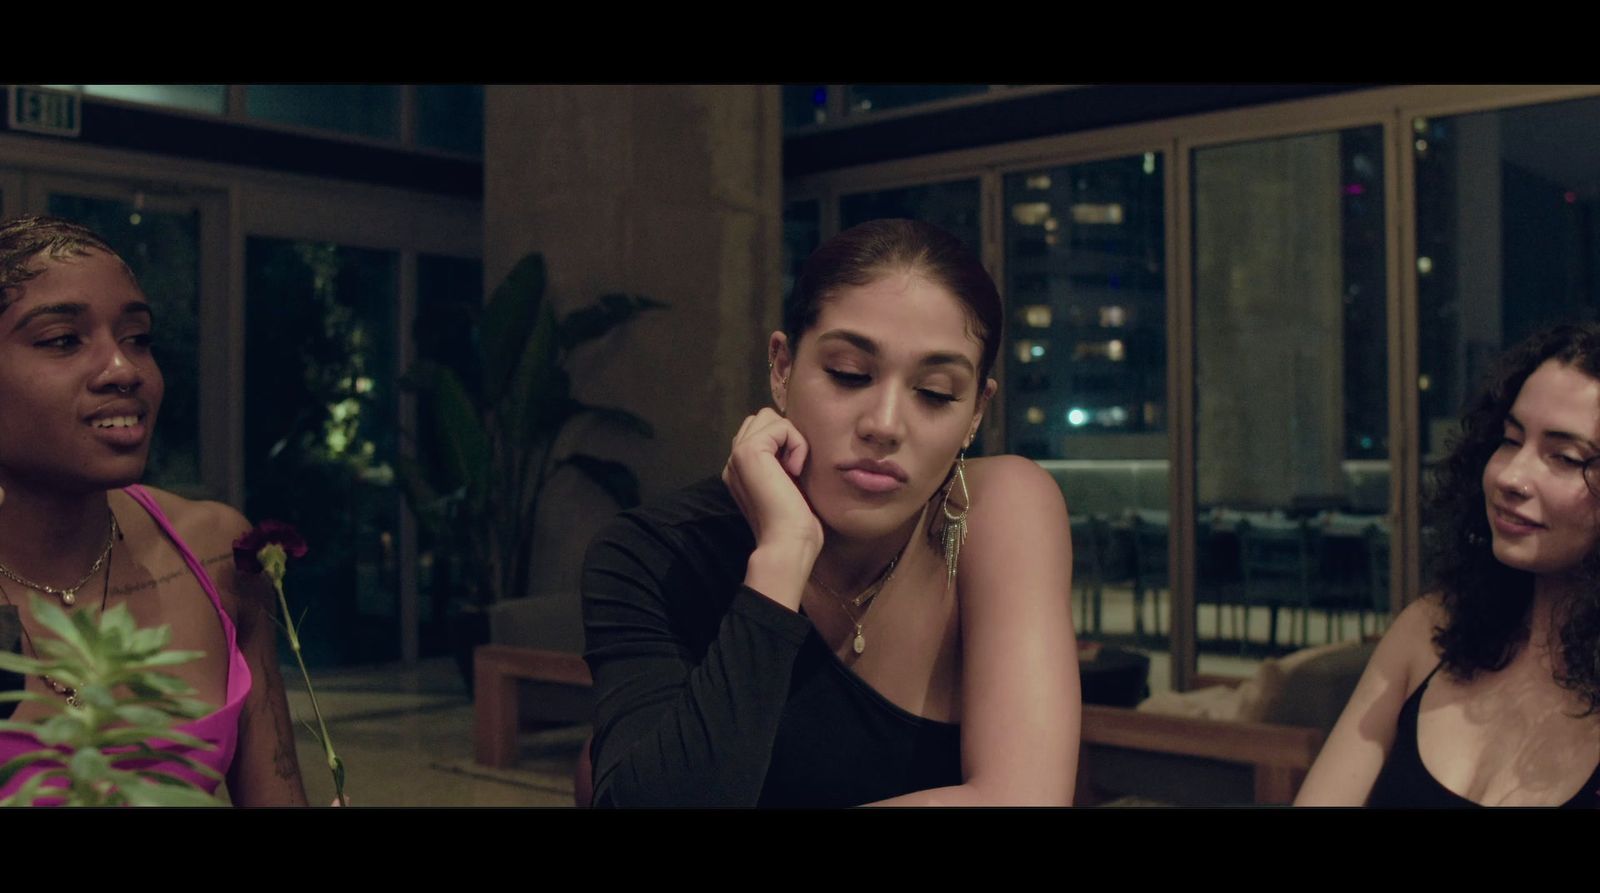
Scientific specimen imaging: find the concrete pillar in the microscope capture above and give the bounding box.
[485,85,782,596]
[1195,131,1345,508]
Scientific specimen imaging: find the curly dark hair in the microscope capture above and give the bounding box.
[0,215,123,315]
[1426,322,1600,713]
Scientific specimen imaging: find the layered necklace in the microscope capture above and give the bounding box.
[0,510,120,707]
[0,512,120,607]
[809,507,925,656]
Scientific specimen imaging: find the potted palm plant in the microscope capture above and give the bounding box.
[397,254,663,686]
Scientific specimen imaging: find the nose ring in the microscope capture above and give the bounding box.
[115,384,132,395]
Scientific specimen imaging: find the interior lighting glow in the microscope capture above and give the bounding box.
[1030,344,1045,358]
[1011,202,1052,226]
[1566,191,1579,204]
[1418,373,1432,392]
[1417,256,1434,275]
[1070,203,1124,225]
[1043,217,1060,232]
[1415,138,1428,154]
[1413,117,1428,133]
[1022,305,1053,328]
[1099,305,1128,327]
[1107,339,1125,362]
[1067,408,1089,427]
[1026,406,1046,424]
[1026,174,1052,190]
[1343,183,1366,196]
[1142,152,1156,175]
[128,212,142,226]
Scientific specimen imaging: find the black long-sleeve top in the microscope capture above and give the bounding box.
[581,476,961,807]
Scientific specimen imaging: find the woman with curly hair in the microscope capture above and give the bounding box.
[0,215,307,805]
[1298,323,1600,807]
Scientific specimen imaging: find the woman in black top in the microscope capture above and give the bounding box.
[1298,324,1600,807]
[582,220,1080,806]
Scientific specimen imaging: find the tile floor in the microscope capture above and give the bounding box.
[264,657,585,808]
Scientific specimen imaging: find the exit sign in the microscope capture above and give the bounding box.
[7,86,81,137]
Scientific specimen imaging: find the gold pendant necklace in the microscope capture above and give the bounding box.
[808,508,923,656]
[0,513,120,607]
[0,525,117,708]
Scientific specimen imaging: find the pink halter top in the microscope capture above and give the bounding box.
[0,485,253,804]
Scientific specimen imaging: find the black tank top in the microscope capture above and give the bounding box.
[1368,663,1600,808]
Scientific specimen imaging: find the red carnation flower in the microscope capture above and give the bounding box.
[232,520,309,574]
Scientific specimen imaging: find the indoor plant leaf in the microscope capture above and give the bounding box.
[561,454,643,509]
[482,253,548,407]
[558,292,668,350]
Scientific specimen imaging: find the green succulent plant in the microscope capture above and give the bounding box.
[397,253,665,608]
[0,594,220,807]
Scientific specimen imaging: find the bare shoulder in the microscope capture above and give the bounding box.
[1367,593,1447,694]
[963,455,1068,523]
[957,455,1071,574]
[135,487,252,557]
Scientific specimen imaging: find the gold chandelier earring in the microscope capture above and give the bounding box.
[940,449,970,587]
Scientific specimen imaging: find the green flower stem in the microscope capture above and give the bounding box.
[263,552,344,804]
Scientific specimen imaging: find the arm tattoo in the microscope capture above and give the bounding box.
[240,637,305,784]
[110,555,233,597]
[109,567,186,596]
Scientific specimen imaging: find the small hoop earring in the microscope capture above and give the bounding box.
[940,449,970,588]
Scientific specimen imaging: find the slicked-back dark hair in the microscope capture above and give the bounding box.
[1427,322,1600,713]
[0,215,124,315]
[783,219,1003,383]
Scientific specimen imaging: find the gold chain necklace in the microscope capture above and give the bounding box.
[0,541,116,709]
[0,513,119,607]
[811,556,899,656]
[808,507,924,656]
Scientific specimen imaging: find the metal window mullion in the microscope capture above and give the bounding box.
[398,251,420,664]
[827,84,848,124]
[1390,109,1421,613]
[227,84,248,121]
[226,188,248,510]
[1169,137,1198,692]
[400,85,418,149]
[980,165,1006,451]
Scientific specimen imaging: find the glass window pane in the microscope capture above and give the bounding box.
[782,85,830,129]
[1193,126,1390,675]
[245,85,401,140]
[47,194,202,489]
[1416,96,1600,461]
[48,85,226,115]
[416,84,484,155]
[1003,155,1170,681]
[413,253,483,658]
[839,179,981,254]
[846,84,989,115]
[246,238,400,666]
[782,198,820,298]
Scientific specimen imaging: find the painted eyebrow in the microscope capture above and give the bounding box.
[1506,413,1598,452]
[814,329,976,373]
[9,301,152,334]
